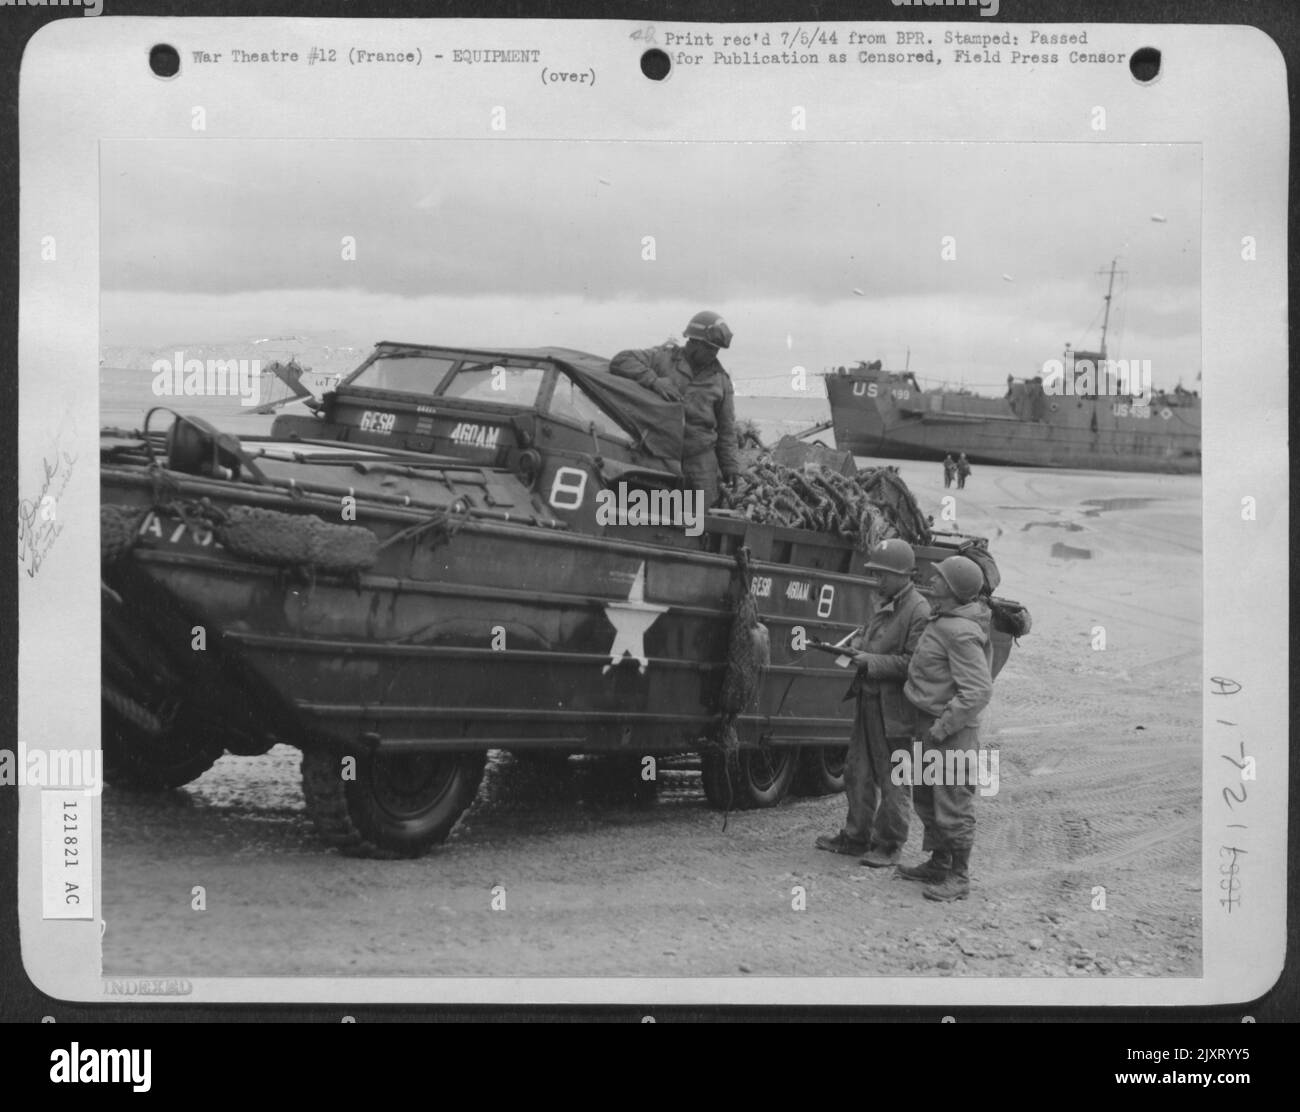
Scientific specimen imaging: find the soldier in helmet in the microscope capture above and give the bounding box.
[610,311,740,508]
[899,555,994,901]
[816,538,931,865]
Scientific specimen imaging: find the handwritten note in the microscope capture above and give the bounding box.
[17,449,76,577]
[1218,845,1245,913]
[1211,676,1249,915]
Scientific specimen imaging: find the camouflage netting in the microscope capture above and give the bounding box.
[100,501,379,573]
[720,456,932,549]
[101,505,147,564]
[214,506,379,573]
[720,550,769,716]
[718,548,771,749]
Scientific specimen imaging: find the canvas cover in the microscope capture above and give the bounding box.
[358,343,686,477]
[505,347,686,477]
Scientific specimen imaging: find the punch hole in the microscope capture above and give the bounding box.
[149,44,181,79]
[1129,47,1160,83]
[640,49,671,81]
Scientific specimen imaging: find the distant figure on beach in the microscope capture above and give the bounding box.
[942,454,956,489]
[956,452,971,490]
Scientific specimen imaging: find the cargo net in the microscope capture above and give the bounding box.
[719,547,770,740]
[719,457,932,549]
[716,548,772,825]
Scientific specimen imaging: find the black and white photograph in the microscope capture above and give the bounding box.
[13,16,1289,1007]
[93,133,1208,981]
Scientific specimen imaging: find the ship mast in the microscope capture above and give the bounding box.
[1098,257,1119,360]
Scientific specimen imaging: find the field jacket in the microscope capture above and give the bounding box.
[610,342,740,476]
[842,582,931,738]
[903,599,994,740]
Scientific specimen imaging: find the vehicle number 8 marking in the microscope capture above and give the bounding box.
[548,466,588,509]
[816,584,835,617]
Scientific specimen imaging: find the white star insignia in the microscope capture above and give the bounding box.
[602,562,669,674]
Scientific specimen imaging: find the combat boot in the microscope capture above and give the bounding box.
[815,831,868,857]
[923,847,970,901]
[896,849,951,883]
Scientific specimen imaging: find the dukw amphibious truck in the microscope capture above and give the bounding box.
[101,341,1026,856]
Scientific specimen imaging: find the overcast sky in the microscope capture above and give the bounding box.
[101,139,1200,393]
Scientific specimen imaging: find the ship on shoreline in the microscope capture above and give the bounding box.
[823,262,1201,474]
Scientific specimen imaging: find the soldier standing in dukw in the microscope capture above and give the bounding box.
[610,310,740,509]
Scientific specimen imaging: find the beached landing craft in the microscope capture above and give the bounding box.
[824,262,1201,473]
[100,341,1028,857]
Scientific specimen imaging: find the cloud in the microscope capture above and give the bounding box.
[101,139,1201,393]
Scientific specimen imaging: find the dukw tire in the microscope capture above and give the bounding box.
[792,745,848,797]
[101,699,223,792]
[301,746,486,858]
[701,746,799,810]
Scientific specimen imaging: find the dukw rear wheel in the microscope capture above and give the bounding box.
[701,746,798,810]
[301,746,486,858]
[792,745,849,797]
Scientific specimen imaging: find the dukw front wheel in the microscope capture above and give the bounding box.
[301,746,486,858]
[101,691,224,791]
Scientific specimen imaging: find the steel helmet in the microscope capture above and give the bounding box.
[863,538,915,576]
[932,555,985,602]
[683,310,733,349]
